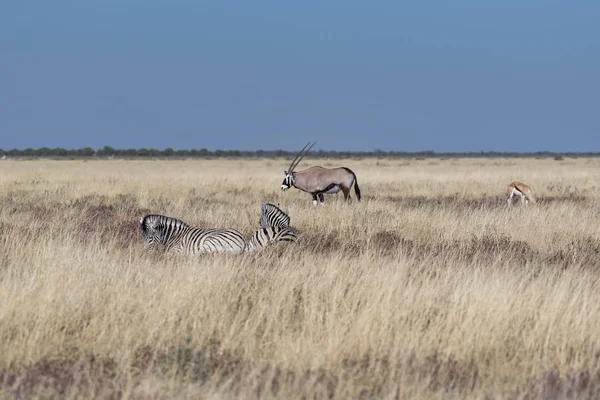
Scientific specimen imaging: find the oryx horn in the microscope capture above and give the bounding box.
[288,141,316,173]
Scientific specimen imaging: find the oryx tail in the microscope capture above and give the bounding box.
[342,167,361,201]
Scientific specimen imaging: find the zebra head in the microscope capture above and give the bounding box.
[140,214,163,251]
[139,214,189,252]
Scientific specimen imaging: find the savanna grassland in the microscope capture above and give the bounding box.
[1,157,600,399]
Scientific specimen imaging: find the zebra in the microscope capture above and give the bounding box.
[245,226,298,252]
[259,203,291,229]
[139,214,246,255]
[246,203,297,252]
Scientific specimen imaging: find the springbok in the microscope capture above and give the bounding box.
[507,181,536,206]
[281,142,361,206]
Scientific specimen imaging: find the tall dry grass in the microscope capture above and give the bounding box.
[1,157,600,399]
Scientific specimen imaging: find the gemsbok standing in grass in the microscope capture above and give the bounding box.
[507,181,536,206]
[280,142,361,206]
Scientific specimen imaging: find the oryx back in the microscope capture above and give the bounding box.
[293,166,361,202]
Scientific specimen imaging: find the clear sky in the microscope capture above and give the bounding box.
[1,1,598,152]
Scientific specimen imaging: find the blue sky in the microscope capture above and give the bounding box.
[1,1,598,152]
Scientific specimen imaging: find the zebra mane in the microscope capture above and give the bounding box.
[140,214,190,231]
[260,202,283,213]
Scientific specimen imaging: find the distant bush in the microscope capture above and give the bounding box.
[1,146,599,159]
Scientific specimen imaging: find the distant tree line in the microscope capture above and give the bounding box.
[0,146,598,159]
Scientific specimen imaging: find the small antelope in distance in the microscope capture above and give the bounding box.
[281,142,361,206]
[507,181,536,206]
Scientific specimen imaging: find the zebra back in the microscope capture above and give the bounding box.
[140,214,190,231]
[183,227,246,254]
[245,226,298,253]
[259,203,291,229]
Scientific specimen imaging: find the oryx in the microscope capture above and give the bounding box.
[281,142,362,206]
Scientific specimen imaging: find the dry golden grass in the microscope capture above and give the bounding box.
[1,157,600,399]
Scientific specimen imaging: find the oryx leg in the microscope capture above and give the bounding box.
[312,184,340,206]
[341,186,351,201]
[312,193,318,206]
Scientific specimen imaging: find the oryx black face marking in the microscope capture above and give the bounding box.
[281,171,295,191]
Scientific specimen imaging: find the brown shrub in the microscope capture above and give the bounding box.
[398,235,538,265]
[512,369,600,400]
[383,195,507,211]
[297,231,344,254]
[0,354,119,398]
[546,237,600,269]
[297,231,363,257]
[78,203,152,250]
[371,230,415,256]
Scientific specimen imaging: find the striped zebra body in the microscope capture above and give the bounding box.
[246,203,297,252]
[140,214,246,255]
[259,203,291,228]
[246,226,298,253]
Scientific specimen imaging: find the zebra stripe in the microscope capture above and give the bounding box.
[140,214,246,255]
[245,226,298,253]
[246,203,297,252]
[259,203,291,229]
